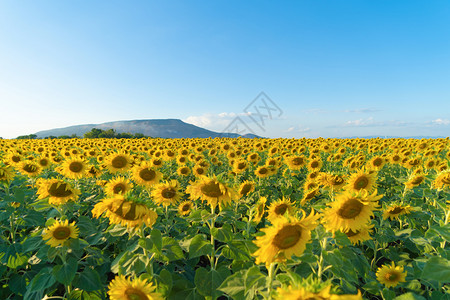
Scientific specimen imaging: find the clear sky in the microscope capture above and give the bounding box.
[1,0,449,139]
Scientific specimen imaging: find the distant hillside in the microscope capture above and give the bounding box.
[34,119,261,139]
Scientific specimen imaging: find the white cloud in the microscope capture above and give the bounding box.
[432,118,450,125]
[284,125,311,133]
[183,112,249,130]
[344,117,375,127]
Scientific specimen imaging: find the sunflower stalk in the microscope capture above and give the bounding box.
[267,262,277,300]
[208,203,217,270]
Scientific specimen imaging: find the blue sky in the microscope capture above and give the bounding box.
[1,0,449,138]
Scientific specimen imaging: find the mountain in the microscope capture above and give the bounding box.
[34,119,261,139]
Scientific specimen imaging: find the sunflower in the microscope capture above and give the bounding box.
[17,161,41,177]
[105,152,133,173]
[376,262,407,288]
[275,285,362,300]
[105,176,134,197]
[193,165,207,177]
[0,165,14,183]
[307,159,322,171]
[433,170,450,190]
[151,180,181,207]
[267,198,295,222]
[253,211,320,267]
[177,166,191,177]
[86,165,102,178]
[343,223,374,245]
[253,197,267,223]
[6,151,22,165]
[404,174,426,189]
[382,204,413,220]
[186,175,237,209]
[323,174,346,191]
[322,190,381,232]
[131,163,162,187]
[37,156,52,169]
[37,178,81,205]
[285,155,306,170]
[108,275,162,300]
[92,195,158,228]
[367,156,386,171]
[300,188,320,205]
[233,160,248,174]
[178,201,193,216]
[255,166,271,178]
[42,219,79,247]
[58,157,87,179]
[345,169,377,193]
[238,180,255,197]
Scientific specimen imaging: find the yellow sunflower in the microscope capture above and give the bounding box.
[37,178,81,205]
[178,201,193,216]
[404,174,426,189]
[345,169,378,193]
[322,190,382,232]
[177,166,191,177]
[131,163,162,187]
[376,262,407,288]
[232,160,248,174]
[382,204,413,220]
[186,175,237,209]
[193,165,207,177]
[300,188,320,205]
[151,180,181,207]
[307,159,322,172]
[105,176,134,197]
[433,170,450,190]
[108,275,162,300]
[366,156,386,171]
[0,165,15,183]
[238,180,255,197]
[285,155,306,170]
[343,223,374,245]
[275,285,362,300]
[267,198,295,223]
[255,166,271,178]
[42,219,79,247]
[105,152,133,173]
[253,211,320,267]
[58,157,88,179]
[253,196,267,223]
[17,161,41,177]
[92,195,158,228]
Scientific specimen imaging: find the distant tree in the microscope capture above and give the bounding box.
[58,135,71,139]
[83,128,148,139]
[134,133,145,138]
[84,128,103,138]
[70,134,78,138]
[46,136,57,139]
[16,134,37,139]
[99,129,116,138]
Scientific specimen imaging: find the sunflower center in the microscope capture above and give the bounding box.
[272,224,302,249]
[240,184,252,196]
[331,176,344,185]
[124,287,149,300]
[196,168,205,175]
[410,176,424,185]
[69,161,83,173]
[310,161,319,168]
[389,207,404,214]
[373,158,383,166]
[48,182,73,197]
[274,204,288,215]
[200,181,223,197]
[112,156,127,168]
[182,204,191,211]
[237,162,246,169]
[113,184,126,194]
[292,157,303,165]
[180,168,189,175]
[23,163,38,173]
[337,199,364,219]
[258,167,268,175]
[138,168,156,181]
[39,159,49,167]
[113,201,140,220]
[441,176,450,184]
[354,176,369,190]
[162,188,176,199]
[385,272,398,282]
[52,227,71,240]
[345,229,360,237]
[12,156,21,163]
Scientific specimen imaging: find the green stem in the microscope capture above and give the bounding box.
[267,262,276,300]
[209,203,216,270]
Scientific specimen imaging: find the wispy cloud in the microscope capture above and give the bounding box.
[285,125,311,133]
[303,107,381,114]
[338,118,411,128]
[432,118,450,125]
[184,112,250,129]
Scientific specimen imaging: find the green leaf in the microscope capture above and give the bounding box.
[52,257,78,285]
[211,223,233,243]
[394,292,427,300]
[219,266,265,299]
[22,235,45,253]
[153,269,173,297]
[426,224,450,242]
[9,273,27,295]
[421,256,450,282]
[151,228,163,253]
[29,267,56,292]
[74,268,102,292]
[195,266,230,299]
[189,235,213,259]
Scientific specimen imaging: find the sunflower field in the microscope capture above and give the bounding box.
[0,137,449,300]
